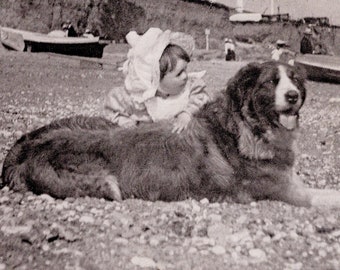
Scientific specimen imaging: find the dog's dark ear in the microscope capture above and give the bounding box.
[293,63,307,81]
[225,62,263,111]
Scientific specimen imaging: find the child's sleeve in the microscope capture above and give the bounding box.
[183,76,211,116]
[103,86,135,125]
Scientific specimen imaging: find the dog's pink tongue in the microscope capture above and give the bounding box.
[279,115,297,130]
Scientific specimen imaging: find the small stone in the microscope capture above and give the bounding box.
[0,196,10,204]
[285,262,303,270]
[66,210,76,217]
[207,223,232,245]
[114,237,129,245]
[284,250,293,258]
[210,245,226,255]
[329,97,340,103]
[149,237,160,246]
[200,198,209,204]
[231,251,239,259]
[75,205,85,212]
[236,215,248,224]
[318,249,327,257]
[191,236,215,247]
[1,225,32,235]
[0,263,6,270]
[331,230,340,237]
[208,214,222,222]
[250,202,257,207]
[249,248,266,261]
[38,194,55,203]
[188,247,197,254]
[192,201,201,212]
[272,232,287,241]
[79,215,95,224]
[102,220,111,227]
[1,206,12,214]
[42,244,50,252]
[289,231,299,239]
[0,129,12,138]
[1,186,9,193]
[150,235,167,246]
[131,256,156,268]
[200,250,210,255]
[14,130,23,139]
[27,195,36,201]
[60,201,70,209]
[226,229,252,244]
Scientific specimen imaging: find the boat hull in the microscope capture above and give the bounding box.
[25,40,108,58]
[1,26,109,58]
[295,54,340,84]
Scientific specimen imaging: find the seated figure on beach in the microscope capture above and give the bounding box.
[271,39,295,62]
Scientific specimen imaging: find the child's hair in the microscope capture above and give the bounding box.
[159,44,190,80]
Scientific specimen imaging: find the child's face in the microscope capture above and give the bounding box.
[158,59,188,96]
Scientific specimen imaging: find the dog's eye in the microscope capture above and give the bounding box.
[266,78,279,85]
[291,76,301,84]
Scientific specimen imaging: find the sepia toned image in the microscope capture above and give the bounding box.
[0,0,339,269]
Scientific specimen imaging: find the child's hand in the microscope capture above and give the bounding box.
[121,120,137,128]
[118,117,137,128]
[172,112,191,134]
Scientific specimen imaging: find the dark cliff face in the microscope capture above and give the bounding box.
[0,0,231,44]
[0,0,146,40]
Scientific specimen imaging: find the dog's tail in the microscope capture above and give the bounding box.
[1,140,28,191]
[1,139,122,201]
[1,115,118,192]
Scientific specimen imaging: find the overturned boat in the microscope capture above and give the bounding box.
[294,54,340,84]
[0,26,110,58]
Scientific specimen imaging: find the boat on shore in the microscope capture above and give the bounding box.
[0,26,110,58]
[229,13,262,22]
[294,54,340,84]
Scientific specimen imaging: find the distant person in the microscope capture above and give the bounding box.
[224,38,236,61]
[104,28,210,133]
[271,40,295,62]
[62,20,78,37]
[313,43,327,55]
[83,28,95,38]
[271,40,286,61]
[300,28,313,54]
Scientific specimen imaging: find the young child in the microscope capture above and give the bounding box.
[104,28,210,133]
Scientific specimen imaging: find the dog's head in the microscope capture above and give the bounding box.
[226,61,306,133]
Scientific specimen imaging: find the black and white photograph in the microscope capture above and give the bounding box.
[0,0,339,269]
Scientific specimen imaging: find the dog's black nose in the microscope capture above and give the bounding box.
[285,90,299,104]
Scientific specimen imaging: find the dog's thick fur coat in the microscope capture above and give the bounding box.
[2,62,340,208]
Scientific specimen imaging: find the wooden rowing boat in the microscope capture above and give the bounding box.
[229,13,262,22]
[0,26,110,58]
[294,54,340,84]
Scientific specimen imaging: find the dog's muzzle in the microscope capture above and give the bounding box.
[285,90,299,105]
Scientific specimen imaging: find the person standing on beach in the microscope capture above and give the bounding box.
[62,20,78,37]
[300,28,314,54]
[224,38,236,61]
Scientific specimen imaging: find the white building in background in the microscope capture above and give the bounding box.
[214,0,340,25]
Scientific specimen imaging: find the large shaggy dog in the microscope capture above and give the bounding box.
[2,61,340,208]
